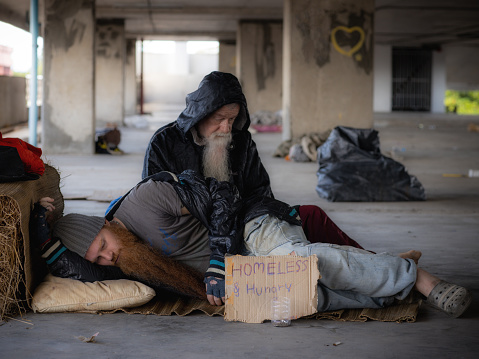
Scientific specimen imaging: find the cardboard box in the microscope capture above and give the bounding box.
[224,255,321,323]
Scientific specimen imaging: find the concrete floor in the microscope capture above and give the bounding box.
[1,111,479,358]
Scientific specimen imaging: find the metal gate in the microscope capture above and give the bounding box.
[392,48,432,111]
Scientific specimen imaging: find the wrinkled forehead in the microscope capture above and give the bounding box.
[211,103,240,116]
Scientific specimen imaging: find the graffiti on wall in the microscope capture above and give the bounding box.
[295,2,373,74]
[331,26,365,61]
[96,24,122,59]
[45,0,90,51]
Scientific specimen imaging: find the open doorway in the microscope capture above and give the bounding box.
[138,40,219,115]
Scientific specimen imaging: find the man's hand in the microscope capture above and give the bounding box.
[204,276,225,306]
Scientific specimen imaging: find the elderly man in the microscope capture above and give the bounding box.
[31,172,471,317]
[141,71,363,249]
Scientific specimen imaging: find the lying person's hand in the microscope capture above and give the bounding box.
[204,276,225,306]
[30,197,55,248]
[39,197,55,212]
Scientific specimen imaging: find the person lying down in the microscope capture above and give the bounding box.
[30,170,472,317]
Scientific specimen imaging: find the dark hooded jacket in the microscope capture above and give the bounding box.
[142,71,274,211]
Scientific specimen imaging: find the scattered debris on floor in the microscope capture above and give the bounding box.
[250,110,283,133]
[76,332,99,343]
[443,169,479,178]
[467,123,479,132]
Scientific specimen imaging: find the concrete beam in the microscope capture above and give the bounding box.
[0,3,30,32]
[95,6,283,19]
[125,31,237,41]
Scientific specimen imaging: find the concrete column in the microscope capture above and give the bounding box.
[42,0,95,154]
[283,0,374,140]
[219,40,236,76]
[124,38,137,116]
[431,49,446,113]
[373,44,392,113]
[95,19,125,127]
[237,21,283,115]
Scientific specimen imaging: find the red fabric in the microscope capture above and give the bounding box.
[299,205,364,249]
[0,132,45,176]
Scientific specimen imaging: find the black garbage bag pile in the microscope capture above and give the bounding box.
[316,126,426,202]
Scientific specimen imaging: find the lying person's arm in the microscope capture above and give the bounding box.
[172,171,243,305]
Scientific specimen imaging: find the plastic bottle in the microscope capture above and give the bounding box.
[271,297,291,327]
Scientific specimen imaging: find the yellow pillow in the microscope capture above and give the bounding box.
[31,274,156,313]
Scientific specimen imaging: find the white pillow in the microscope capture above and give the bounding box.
[31,274,156,313]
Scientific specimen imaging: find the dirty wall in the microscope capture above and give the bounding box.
[0,76,26,128]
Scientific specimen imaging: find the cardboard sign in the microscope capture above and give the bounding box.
[224,255,320,323]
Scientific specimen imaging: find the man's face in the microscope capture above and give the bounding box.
[197,103,240,139]
[85,224,123,266]
[85,224,207,299]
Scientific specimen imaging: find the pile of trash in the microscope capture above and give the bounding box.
[273,125,426,202]
[315,126,426,202]
[273,130,331,162]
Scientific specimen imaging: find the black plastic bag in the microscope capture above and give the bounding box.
[316,126,426,202]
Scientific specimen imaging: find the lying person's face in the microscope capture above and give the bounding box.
[85,223,206,298]
[85,223,123,266]
[197,103,240,139]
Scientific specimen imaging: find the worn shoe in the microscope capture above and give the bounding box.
[107,146,125,155]
[95,139,110,154]
[427,281,472,318]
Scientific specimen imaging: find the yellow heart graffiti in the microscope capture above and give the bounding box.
[331,26,365,57]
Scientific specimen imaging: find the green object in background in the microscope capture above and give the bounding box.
[444,90,479,114]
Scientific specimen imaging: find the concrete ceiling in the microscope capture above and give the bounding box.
[1,0,479,46]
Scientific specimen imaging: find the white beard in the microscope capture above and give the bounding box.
[202,133,232,182]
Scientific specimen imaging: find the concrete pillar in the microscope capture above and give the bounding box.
[218,40,236,76]
[124,38,137,116]
[42,0,95,154]
[431,49,446,113]
[283,0,374,140]
[237,21,283,115]
[373,44,392,113]
[95,19,125,127]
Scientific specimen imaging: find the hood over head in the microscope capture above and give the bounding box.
[176,71,250,135]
